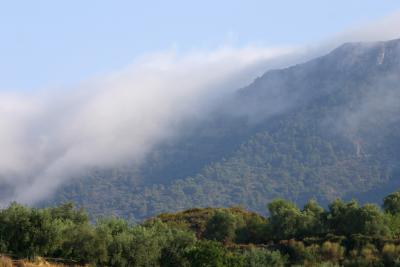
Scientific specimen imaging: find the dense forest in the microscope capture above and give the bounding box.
[5,192,400,266]
[46,39,400,220]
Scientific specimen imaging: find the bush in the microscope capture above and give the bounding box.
[242,247,286,267]
[185,240,228,267]
[204,210,240,244]
[320,241,344,263]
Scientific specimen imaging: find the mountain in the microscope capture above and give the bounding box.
[43,38,400,220]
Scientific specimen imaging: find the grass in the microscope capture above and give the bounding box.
[0,256,82,267]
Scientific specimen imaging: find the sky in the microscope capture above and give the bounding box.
[1,0,400,91]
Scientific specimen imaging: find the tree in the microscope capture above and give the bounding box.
[383,192,400,215]
[299,199,326,237]
[94,217,131,266]
[60,223,107,264]
[48,202,89,224]
[160,228,196,267]
[27,209,64,257]
[267,199,302,240]
[358,204,390,237]
[328,200,390,237]
[204,210,238,243]
[0,203,65,258]
[235,215,267,244]
[185,240,228,267]
[242,247,286,267]
[0,202,33,257]
[327,199,359,236]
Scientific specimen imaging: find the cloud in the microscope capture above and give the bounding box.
[0,46,294,205]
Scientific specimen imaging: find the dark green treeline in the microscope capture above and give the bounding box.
[3,192,400,266]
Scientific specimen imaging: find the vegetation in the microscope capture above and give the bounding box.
[0,256,71,267]
[46,40,400,221]
[5,192,400,266]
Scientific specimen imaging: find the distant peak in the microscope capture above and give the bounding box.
[333,38,400,52]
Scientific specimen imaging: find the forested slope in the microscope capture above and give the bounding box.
[46,38,400,220]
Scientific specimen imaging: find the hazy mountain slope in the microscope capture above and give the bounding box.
[45,38,400,220]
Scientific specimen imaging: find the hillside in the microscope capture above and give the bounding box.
[44,38,400,220]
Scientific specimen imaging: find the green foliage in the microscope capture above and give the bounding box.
[384,192,400,215]
[242,247,286,267]
[385,213,400,238]
[266,199,327,240]
[6,191,400,266]
[328,200,390,237]
[267,199,302,240]
[235,214,267,244]
[204,210,239,243]
[185,240,244,267]
[49,202,89,224]
[320,241,345,263]
[60,222,107,264]
[154,207,265,240]
[0,203,63,258]
[159,227,196,267]
[381,243,400,266]
[342,243,384,267]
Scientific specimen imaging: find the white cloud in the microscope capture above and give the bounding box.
[0,46,293,205]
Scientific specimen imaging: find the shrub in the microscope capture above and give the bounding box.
[320,241,344,263]
[242,247,287,267]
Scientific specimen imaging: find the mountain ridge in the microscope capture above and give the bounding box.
[43,38,400,220]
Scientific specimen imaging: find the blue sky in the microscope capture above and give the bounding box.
[1,0,400,90]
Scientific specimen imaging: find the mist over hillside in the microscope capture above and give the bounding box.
[40,38,400,220]
[0,46,297,205]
